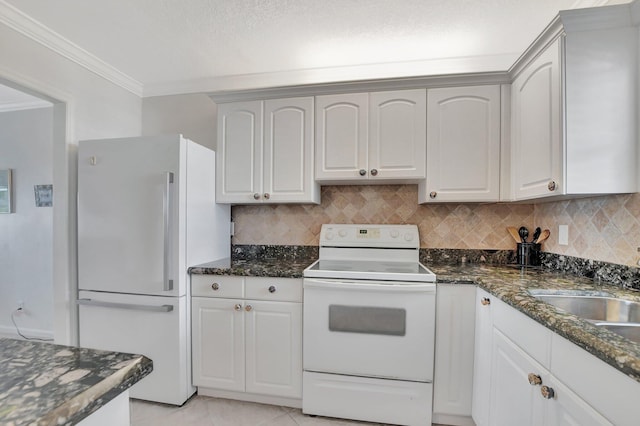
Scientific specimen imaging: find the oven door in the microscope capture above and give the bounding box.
[303,278,436,382]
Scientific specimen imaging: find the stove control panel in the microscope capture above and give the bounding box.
[320,224,419,248]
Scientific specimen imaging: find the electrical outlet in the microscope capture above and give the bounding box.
[558,225,569,246]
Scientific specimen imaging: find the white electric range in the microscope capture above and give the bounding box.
[302,224,436,426]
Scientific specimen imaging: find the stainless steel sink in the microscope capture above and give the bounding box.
[596,323,640,344]
[532,294,640,323]
[529,291,640,344]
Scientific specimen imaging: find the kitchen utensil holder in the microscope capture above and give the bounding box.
[517,242,541,266]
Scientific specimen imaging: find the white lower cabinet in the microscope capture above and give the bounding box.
[472,287,622,426]
[191,275,302,406]
[433,284,476,426]
[471,289,492,426]
[490,328,547,426]
[544,375,611,426]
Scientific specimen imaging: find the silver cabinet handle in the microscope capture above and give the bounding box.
[268,285,277,293]
[430,191,437,199]
[211,283,219,291]
[245,304,253,312]
[263,193,270,200]
[253,193,261,200]
[163,172,174,291]
[370,169,378,176]
[481,297,491,306]
[77,298,173,312]
[359,169,367,176]
[548,181,557,192]
[234,303,242,311]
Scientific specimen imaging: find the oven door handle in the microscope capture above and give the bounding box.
[303,278,436,293]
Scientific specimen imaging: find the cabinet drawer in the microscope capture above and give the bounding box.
[245,277,302,302]
[191,275,244,298]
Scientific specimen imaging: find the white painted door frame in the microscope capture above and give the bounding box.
[0,68,77,345]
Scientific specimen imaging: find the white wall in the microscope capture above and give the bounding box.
[0,107,54,338]
[0,23,143,344]
[142,94,217,150]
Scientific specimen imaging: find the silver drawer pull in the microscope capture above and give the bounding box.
[268,285,277,293]
[211,282,220,291]
[77,298,173,313]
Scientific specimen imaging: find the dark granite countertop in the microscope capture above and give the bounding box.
[189,257,314,278]
[432,263,640,383]
[190,258,640,383]
[0,338,153,425]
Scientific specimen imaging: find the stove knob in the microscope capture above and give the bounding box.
[390,230,400,238]
[325,231,334,240]
[404,233,414,242]
[338,229,347,238]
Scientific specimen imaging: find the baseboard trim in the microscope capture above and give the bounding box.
[432,412,475,426]
[196,387,301,409]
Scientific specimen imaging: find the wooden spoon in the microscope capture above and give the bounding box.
[506,227,522,243]
[536,229,551,244]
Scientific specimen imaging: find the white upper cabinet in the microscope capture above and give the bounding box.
[216,101,263,203]
[315,93,368,180]
[511,39,563,200]
[369,90,427,180]
[509,6,638,201]
[216,97,319,204]
[421,85,501,203]
[315,89,426,183]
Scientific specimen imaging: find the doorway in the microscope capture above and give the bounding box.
[0,78,74,344]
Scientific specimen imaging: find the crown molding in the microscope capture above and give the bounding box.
[0,0,143,97]
[0,99,52,113]
[560,2,634,32]
[571,0,610,7]
[145,53,517,98]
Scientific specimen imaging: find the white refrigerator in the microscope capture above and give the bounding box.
[77,134,230,405]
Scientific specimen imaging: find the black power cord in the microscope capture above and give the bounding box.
[10,308,53,342]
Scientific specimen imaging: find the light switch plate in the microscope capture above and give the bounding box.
[558,225,569,245]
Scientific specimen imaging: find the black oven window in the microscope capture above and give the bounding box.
[328,305,406,336]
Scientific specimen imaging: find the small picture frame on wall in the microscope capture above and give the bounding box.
[34,184,53,207]
[0,169,12,214]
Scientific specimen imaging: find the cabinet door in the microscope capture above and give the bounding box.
[192,297,245,391]
[423,85,501,202]
[511,38,563,200]
[245,300,302,398]
[369,89,426,180]
[472,289,493,426]
[263,97,319,203]
[433,285,476,418]
[545,376,612,426]
[216,101,263,203]
[315,93,368,181]
[490,328,547,426]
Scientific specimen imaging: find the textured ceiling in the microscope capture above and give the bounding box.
[3,0,621,95]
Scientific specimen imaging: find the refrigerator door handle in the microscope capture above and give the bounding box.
[77,298,174,313]
[163,171,174,291]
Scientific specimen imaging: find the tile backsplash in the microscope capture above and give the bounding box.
[232,186,640,268]
[232,185,534,250]
[535,193,640,267]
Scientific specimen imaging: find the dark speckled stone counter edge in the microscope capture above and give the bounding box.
[0,338,153,426]
[189,245,640,383]
[433,263,640,384]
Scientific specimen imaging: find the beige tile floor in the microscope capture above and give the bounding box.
[130,395,388,426]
